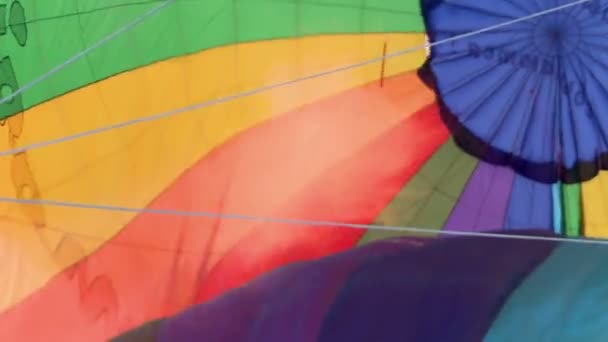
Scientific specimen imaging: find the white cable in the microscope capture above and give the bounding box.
[0,0,597,245]
[0,0,176,106]
[0,196,605,245]
[0,0,591,157]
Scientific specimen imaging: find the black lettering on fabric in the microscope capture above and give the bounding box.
[483,47,495,60]
[574,88,587,106]
[541,59,555,75]
[519,54,539,72]
[468,42,481,57]
[499,49,517,66]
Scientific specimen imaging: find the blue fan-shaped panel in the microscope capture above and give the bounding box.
[419,0,608,183]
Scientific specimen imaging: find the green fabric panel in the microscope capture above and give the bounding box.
[358,139,478,245]
[3,0,424,119]
[561,183,581,237]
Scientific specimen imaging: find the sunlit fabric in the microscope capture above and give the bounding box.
[3,0,608,341]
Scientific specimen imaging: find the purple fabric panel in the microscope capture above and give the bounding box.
[154,231,556,342]
[158,239,427,342]
[317,231,557,342]
[444,162,515,231]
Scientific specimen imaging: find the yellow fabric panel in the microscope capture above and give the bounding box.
[582,171,608,238]
[0,33,429,310]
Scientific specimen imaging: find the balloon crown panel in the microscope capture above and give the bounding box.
[420,0,608,184]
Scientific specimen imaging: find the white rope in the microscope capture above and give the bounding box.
[0,0,598,245]
[2,196,606,245]
[0,0,176,106]
[0,0,591,157]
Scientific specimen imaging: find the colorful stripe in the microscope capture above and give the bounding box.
[7,1,608,342]
[0,72,441,341]
[562,184,582,237]
[195,97,445,304]
[359,138,477,243]
[6,0,425,116]
[444,163,514,232]
[552,184,563,234]
[0,33,426,312]
[582,172,608,238]
[505,175,553,230]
